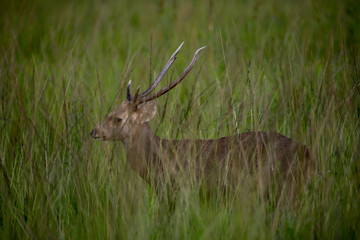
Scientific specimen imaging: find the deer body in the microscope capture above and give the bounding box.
[91,43,316,196]
[117,121,314,191]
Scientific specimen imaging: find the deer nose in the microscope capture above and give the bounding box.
[90,129,98,138]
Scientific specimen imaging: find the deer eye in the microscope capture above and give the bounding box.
[115,117,122,123]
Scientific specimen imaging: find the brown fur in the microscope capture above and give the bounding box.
[90,44,315,199]
[91,100,316,198]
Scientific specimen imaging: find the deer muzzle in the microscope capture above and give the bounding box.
[90,129,99,139]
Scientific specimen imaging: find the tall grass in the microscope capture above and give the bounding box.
[1,0,359,239]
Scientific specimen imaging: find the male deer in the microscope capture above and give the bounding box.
[90,43,316,199]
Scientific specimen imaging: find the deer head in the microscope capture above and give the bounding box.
[90,43,206,141]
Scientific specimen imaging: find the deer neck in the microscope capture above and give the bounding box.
[122,122,160,155]
[122,123,161,179]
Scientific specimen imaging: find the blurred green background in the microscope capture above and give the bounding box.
[1,0,359,239]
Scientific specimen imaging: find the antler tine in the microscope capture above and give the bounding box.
[126,80,132,101]
[139,42,184,98]
[133,85,141,104]
[140,46,206,103]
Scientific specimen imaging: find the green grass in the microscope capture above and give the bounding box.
[1,0,360,239]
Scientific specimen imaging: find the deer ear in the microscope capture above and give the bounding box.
[137,101,157,123]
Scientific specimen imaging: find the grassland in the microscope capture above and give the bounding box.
[1,0,360,239]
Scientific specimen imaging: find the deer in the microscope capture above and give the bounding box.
[90,42,316,200]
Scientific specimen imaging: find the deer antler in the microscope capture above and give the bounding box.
[127,42,184,102]
[127,80,132,101]
[139,45,206,103]
[127,43,206,104]
[140,42,184,98]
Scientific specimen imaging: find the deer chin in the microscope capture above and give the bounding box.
[94,136,111,141]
